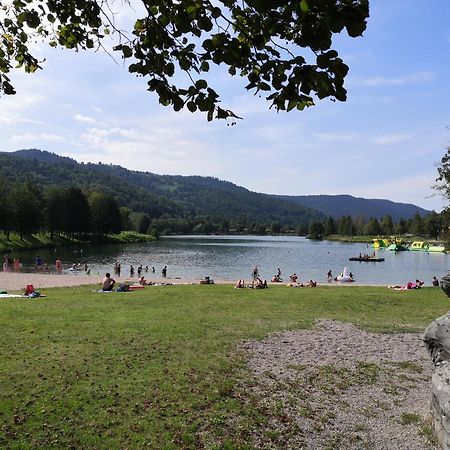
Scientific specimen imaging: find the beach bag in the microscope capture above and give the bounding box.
[24,284,35,295]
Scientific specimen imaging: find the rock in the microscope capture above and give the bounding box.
[440,273,450,298]
[424,313,450,449]
[431,362,450,450]
[424,314,450,364]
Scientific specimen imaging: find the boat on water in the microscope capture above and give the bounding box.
[409,241,446,253]
[349,256,385,262]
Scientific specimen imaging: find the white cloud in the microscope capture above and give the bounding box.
[313,132,360,142]
[74,114,97,124]
[9,132,66,144]
[357,71,435,87]
[371,133,413,145]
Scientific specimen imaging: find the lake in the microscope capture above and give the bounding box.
[7,235,450,286]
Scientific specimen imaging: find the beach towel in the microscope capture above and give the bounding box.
[0,294,26,298]
[92,289,131,293]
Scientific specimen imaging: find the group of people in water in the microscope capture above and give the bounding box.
[2,253,90,275]
[2,255,22,272]
[114,261,169,281]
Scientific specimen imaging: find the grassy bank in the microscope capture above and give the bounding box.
[0,285,446,449]
[0,231,154,253]
[325,235,375,243]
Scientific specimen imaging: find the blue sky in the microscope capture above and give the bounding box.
[1,0,450,212]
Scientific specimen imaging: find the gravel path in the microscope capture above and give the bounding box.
[240,320,435,449]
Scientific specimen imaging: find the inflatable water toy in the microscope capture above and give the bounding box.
[372,238,391,248]
[410,241,446,252]
[336,267,355,282]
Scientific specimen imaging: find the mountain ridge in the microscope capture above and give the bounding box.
[0,149,431,223]
[273,194,430,222]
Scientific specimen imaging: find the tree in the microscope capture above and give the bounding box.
[12,182,43,238]
[120,207,133,231]
[63,188,92,236]
[338,215,354,236]
[324,216,336,236]
[364,217,381,236]
[308,220,324,239]
[138,214,151,234]
[410,212,424,237]
[436,149,450,200]
[423,211,442,240]
[44,188,66,236]
[0,177,13,237]
[89,192,122,236]
[395,218,408,236]
[1,1,369,120]
[380,214,394,235]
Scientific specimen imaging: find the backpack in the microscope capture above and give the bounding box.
[25,284,35,295]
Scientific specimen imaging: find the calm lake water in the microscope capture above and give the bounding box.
[8,235,450,286]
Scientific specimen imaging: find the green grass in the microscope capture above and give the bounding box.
[0,285,446,449]
[0,233,79,252]
[0,231,153,252]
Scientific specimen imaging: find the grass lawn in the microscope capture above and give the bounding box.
[0,285,447,449]
[0,232,153,253]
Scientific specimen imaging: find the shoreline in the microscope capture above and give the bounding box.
[0,271,393,292]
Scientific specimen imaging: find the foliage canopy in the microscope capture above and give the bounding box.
[0,0,369,119]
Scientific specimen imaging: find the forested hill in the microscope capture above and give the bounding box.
[273,194,431,222]
[0,149,323,228]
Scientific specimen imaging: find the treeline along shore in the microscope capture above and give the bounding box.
[0,182,155,252]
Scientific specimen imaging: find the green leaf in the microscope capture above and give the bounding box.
[187,101,197,113]
[195,79,207,90]
[122,45,132,58]
[300,0,309,13]
[200,61,210,72]
[211,7,221,19]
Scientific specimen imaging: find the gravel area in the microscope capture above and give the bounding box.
[240,320,435,449]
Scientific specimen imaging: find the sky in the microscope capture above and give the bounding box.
[1,0,450,212]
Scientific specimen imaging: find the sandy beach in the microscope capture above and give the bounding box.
[0,271,380,292]
[0,272,238,292]
[0,272,104,292]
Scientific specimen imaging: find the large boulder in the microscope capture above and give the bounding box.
[424,313,450,449]
[441,273,450,298]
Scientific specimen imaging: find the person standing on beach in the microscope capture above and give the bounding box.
[162,266,167,277]
[13,258,21,272]
[35,255,43,272]
[55,258,63,274]
[252,266,259,280]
